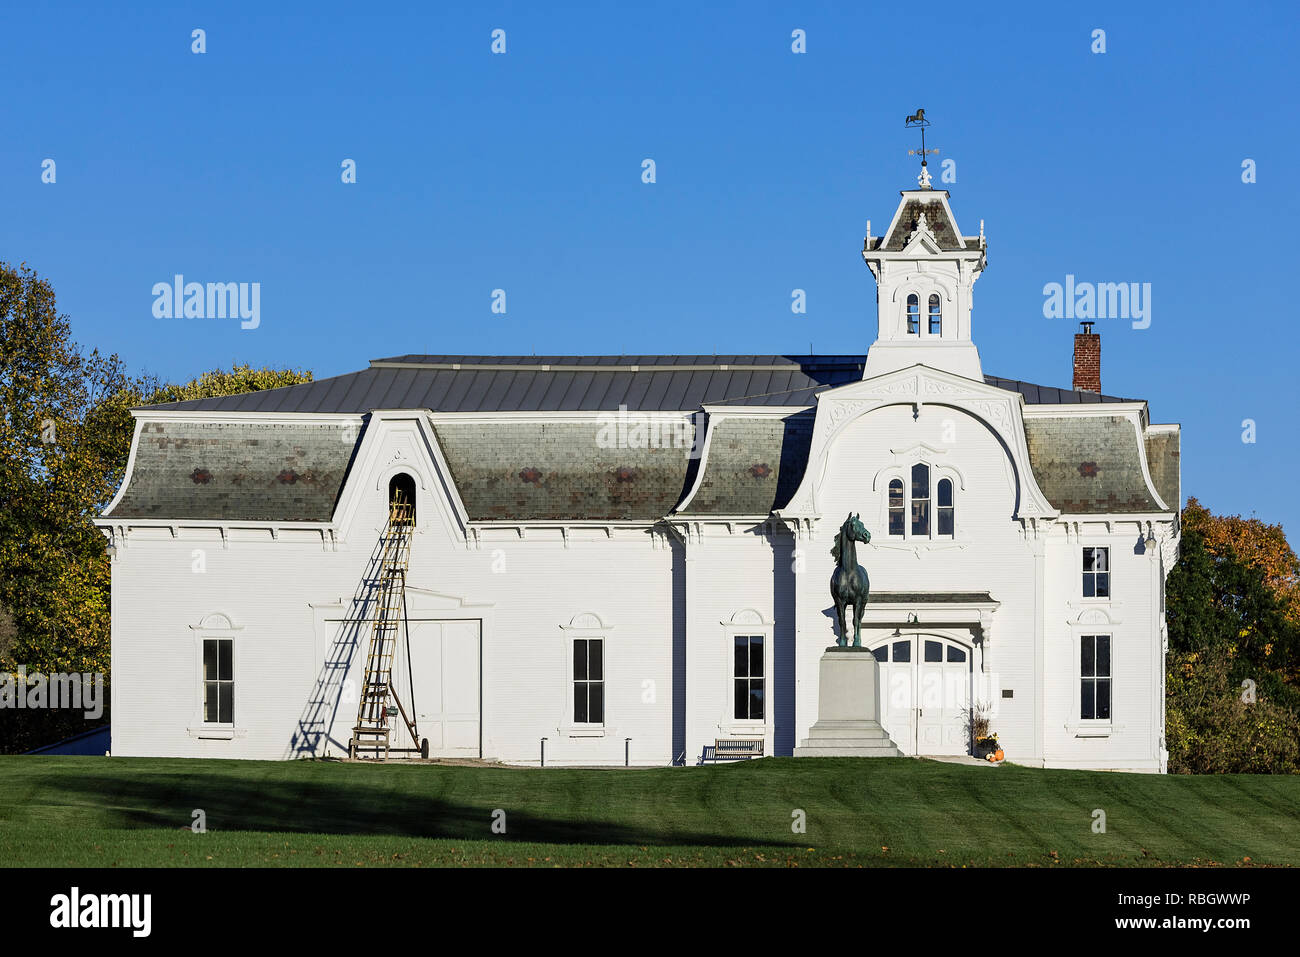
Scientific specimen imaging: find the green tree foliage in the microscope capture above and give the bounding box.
[1165,502,1300,773]
[1166,650,1300,774]
[0,263,128,680]
[0,261,311,751]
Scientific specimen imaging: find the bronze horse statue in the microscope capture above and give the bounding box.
[830,513,872,647]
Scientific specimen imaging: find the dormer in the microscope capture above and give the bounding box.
[862,185,988,381]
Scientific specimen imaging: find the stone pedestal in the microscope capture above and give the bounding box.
[794,647,901,757]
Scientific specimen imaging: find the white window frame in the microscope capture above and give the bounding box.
[719,611,774,739]
[731,634,767,723]
[935,475,956,537]
[1065,610,1121,737]
[896,285,951,340]
[202,637,235,724]
[187,613,245,740]
[570,636,606,729]
[560,613,612,737]
[879,462,961,541]
[1078,633,1113,726]
[886,476,907,537]
[1082,545,1112,601]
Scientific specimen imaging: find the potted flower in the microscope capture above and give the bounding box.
[975,732,1000,760]
[962,701,997,758]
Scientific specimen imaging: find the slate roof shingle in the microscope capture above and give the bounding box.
[1023,415,1164,514]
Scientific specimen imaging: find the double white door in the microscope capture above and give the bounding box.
[390,619,481,757]
[870,635,971,755]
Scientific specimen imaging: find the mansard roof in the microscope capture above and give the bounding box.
[1024,415,1169,514]
[143,355,1134,414]
[677,413,814,516]
[434,420,695,522]
[107,357,1176,525]
[107,420,356,522]
[866,188,985,256]
[876,197,969,251]
[1144,428,1181,513]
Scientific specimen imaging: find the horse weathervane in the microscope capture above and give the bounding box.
[905,108,939,188]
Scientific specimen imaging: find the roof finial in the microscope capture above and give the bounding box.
[905,108,939,189]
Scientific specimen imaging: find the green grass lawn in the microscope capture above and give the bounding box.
[1,756,1296,867]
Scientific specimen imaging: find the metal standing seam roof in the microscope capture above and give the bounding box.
[141,355,1137,414]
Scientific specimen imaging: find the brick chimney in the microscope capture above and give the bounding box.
[1073,321,1100,392]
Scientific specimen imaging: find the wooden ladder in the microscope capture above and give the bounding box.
[349,498,421,760]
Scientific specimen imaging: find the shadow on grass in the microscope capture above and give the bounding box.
[31,770,794,849]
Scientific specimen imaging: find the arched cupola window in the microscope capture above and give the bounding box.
[388,473,416,525]
[906,294,920,335]
[928,294,942,335]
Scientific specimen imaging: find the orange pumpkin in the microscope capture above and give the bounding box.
[994,749,1005,761]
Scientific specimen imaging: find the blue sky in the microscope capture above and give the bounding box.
[3,1,1297,534]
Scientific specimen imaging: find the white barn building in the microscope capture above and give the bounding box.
[98,178,1181,771]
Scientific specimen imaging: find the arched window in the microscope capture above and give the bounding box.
[928,294,942,335]
[388,473,416,525]
[910,463,930,536]
[906,294,920,335]
[888,466,959,539]
[937,478,954,535]
[888,479,905,536]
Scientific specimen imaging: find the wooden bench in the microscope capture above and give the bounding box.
[700,737,765,763]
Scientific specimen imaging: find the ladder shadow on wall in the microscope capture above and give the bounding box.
[287,528,391,758]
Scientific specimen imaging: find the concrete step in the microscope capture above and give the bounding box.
[793,745,902,758]
[797,736,896,749]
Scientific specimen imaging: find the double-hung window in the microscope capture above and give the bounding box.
[1083,547,1110,598]
[733,635,764,720]
[573,638,604,724]
[202,638,234,724]
[1080,635,1111,720]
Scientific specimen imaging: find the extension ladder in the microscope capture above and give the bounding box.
[349,498,425,760]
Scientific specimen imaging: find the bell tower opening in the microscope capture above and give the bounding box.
[388,472,416,525]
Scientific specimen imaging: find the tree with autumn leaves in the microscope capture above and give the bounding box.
[0,262,309,751]
[1165,499,1300,772]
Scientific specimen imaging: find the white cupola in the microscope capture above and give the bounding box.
[861,181,987,381]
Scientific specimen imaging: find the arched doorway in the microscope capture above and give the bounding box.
[388,473,416,525]
[868,633,972,756]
